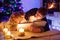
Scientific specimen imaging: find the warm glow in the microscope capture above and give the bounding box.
[17,23,32,30]
[19,28,24,32]
[17,24,28,28]
[29,16,37,22]
[48,3,54,9]
[49,4,54,8]
[6,31,11,36]
[3,28,8,33]
[17,24,24,29]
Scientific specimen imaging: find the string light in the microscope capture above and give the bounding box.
[6,12,10,14]
[0,0,23,15]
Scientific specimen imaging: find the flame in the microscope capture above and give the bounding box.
[3,28,11,36]
[48,3,54,9]
[19,28,24,32]
[3,28,8,33]
[6,31,11,36]
[49,4,54,8]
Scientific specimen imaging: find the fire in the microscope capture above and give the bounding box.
[48,3,55,9]
[49,4,54,8]
[6,31,11,36]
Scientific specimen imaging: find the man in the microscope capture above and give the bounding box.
[29,7,50,33]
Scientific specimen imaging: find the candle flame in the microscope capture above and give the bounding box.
[3,28,8,33]
[19,28,24,32]
[6,31,11,35]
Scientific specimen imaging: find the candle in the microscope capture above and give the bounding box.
[19,28,24,32]
[3,28,8,34]
[18,28,25,36]
[5,31,11,38]
[6,31,11,36]
[17,24,26,31]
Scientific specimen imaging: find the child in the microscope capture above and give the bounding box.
[0,12,25,31]
[8,12,26,31]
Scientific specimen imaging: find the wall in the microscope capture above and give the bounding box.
[21,0,43,12]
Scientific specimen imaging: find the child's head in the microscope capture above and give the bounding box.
[9,12,24,23]
[35,7,48,19]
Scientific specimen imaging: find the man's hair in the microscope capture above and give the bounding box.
[38,7,48,16]
[25,8,38,20]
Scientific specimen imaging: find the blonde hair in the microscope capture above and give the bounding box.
[9,12,24,23]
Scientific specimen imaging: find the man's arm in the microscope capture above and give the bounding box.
[32,21,47,27]
[29,26,41,33]
[29,21,46,33]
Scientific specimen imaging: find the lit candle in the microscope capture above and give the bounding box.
[6,31,11,36]
[19,28,24,32]
[3,28,8,34]
[5,31,11,38]
[18,28,25,36]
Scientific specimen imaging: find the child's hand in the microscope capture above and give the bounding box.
[29,26,41,33]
